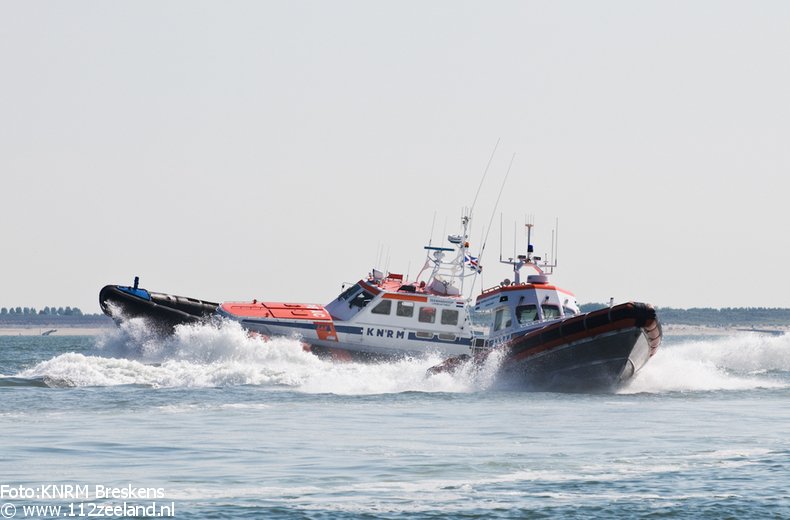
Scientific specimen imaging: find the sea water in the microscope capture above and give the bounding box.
[1,320,788,519]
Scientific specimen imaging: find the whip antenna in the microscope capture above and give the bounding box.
[480,153,516,261]
[469,138,500,219]
[499,213,503,262]
[549,217,559,268]
[468,152,516,297]
[427,211,437,247]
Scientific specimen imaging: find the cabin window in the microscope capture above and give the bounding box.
[493,307,512,332]
[469,307,491,328]
[516,304,539,323]
[396,301,415,317]
[349,290,375,309]
[418,306,436,324]
[563,306,577,317]
[371,300,392,315]
[415,331,433,339]
[441,309,459,326]
[541,304,561,320]
[338,284,360,301]
[438,333,457,341]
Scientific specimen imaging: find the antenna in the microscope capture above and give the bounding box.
[499,213,503,262]
[428,211,437,247]
[513,221,517,261]
[525,214,534,254]
[531,217,559,274]
[526,215,534,261]
[469,152,516,297]
[480,153,515,259]
[555,218,559,266]
[469,138,501,219]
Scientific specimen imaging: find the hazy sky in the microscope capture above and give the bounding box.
[2,1,789,313]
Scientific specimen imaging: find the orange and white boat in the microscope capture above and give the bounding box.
[100,222,481,361]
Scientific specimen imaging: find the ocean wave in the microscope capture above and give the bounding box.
[13,318,790,394]
[16,319,496,393]
[621,332,790,394]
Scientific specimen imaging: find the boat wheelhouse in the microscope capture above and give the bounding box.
[468,221,578,347]
[472,273,580,348]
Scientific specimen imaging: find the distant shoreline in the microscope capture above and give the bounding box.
[0,314,114,332]
[0,326,113,336]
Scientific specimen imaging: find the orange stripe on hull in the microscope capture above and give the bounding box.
[382,293,428,302]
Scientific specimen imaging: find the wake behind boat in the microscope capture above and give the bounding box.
[100,214,661,391]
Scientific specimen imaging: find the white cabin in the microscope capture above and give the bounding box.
[472,273,580,347]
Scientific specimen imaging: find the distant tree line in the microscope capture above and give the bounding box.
[0,306,84,316]
[0,306,112,327]
[580,303,790,327]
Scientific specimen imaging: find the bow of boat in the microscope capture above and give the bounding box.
[496,302,661,391]
[99,278,219,333]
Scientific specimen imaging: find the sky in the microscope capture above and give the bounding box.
[1,1,789,313]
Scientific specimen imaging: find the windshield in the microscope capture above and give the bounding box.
[541,304,561,320]
[338,284,361,301]
[516,304,539,323]
[349,290,375,308]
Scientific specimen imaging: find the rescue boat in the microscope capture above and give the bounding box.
[429,270,661,392]
[99,214,661,391]
[100,223,482,361]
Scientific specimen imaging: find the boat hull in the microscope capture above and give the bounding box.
[494,303,660,392]
[497,326,651,391]
[99,285,219,333]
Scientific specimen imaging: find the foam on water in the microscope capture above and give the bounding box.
[16,318,496,394]
[622,332,790,394]
[13,318,790,394]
